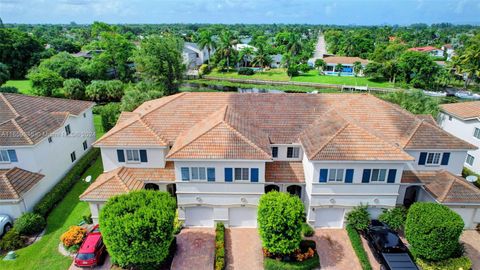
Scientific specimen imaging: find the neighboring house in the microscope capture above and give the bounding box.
[183,42,211,70]
[441,44,455,60]
[270,54,283,68]
[234,44,257,52]
[0,93,95,218]
[71,50,104,59]
[81,93,480,229]
[323,56,369,76]
[438,101,480,175]
[408,46,444,58]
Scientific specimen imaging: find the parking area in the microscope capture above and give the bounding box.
[171,228,215,270]
[225,228,263,270]
[69,255,111,270]
[310,229,362,270]
[461,230,480,270]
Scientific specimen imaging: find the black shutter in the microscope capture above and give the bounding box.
[418,152,427,165]
[117,149,125,162]
[140,150,148,162]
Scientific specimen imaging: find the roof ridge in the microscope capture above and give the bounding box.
[80,168,127,199]
[222,121,272,159]
[1,168,20,199]
[167,121,224,158]
[140,92,187,118]
[138,118,168,145]
[402,120,424,148]
[309,122,349,159]
[439,171,457,202]
[94,115,144,145]
[10,119,34,145]
[0,93,20,118]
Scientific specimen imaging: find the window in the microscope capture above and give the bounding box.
[83,113,86,118]
[466,154,475,166]
[83,140,88,150]
[48,137,52,143]
[448,115,452,121]
[70,151,76,162]
[125,149,140,162]
[0,150,10,163]
[474,128,480,139]
[191,167,206,181]
[426,152,441,165]
[370,169,387,182]
[234,168,249,181]
[271,147,278,158]
[65,124,71,136]
[287,147,300,158]
[328,169,345,182]
[0,150,17,163]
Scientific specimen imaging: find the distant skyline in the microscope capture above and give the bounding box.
[1,0,480,25]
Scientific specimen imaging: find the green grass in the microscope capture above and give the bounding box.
[94,114,105,139]
[207,69,396,88]
[3,80,34,95]
[0,158,104,270]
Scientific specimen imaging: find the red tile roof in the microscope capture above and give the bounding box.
[265,162,305,183]
[323,56,369,65]
[440,101,480,120]
[408,46,440,52]
[0,167,44,200]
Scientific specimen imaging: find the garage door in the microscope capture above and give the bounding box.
[368,208,384,219]
[450,208,475,229]
[185,207,214,227]
[315,208,345,228]
[229,208,257,227]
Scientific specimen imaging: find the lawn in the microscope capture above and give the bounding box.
[3,80,34,95]
[207,69,396,88]
[94,114,105,139]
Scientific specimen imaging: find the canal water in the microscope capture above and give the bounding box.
[181,82,286,93]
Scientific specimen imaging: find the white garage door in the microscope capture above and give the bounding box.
[185,207,214,227]
[315,208,345,228]
[368,208,384,219]
[450,208,475,229]
[229,208,257,228]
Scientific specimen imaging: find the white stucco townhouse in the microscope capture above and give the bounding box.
[0,93,95,218]
[80,92,480,229]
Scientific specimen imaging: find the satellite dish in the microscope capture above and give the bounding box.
[466,175,478,183]
[85,175,92,183]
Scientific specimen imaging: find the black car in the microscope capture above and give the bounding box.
[365,220,418,270]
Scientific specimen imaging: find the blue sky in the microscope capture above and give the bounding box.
[1,0,479,25]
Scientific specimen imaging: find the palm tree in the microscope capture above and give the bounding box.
[335,63,344,76]
[286,33,303,56]
[353,61,363,77]
[197,30,216,65]
[239,47,254,67]
[252,40,272,68]
[216,30,238,72]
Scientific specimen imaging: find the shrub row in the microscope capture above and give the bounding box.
[14,212,46,235]
[346,225,372,270]
[264,253,320,270]
[238,67,255,75]
[416,256,472,270]
[33,148,100,217]
[214,222,225,270]
[0,229,25,251]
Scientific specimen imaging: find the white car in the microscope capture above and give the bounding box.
[0,214,13,236]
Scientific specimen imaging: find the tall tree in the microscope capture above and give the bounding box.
[215,30,238,72]
[353,61,363,77]
[452,34,480,89]
[134,35,185,95]
[238,47,255,67]
[197,29,216,65]
[314,59,326,73]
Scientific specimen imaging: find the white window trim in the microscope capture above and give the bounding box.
[0,150,11,163]
[125,149,141,164]
[327,169,346,183]
[370,169,387,182]
[287,147,300,159]
[466,154,475,166]
[190,167,207,181]
[425,152,442,166]
[234,168,250,181]
[474,127,480,140]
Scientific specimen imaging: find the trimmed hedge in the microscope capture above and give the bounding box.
[416,256,472,270]
[264,253,320,270]
[346,225,372,270]
[214,222,225,270]
[238,68,254,75]
[0,229,25,251]
[301,223,314,237]
[13,212,46,235]
[33,148,100,217]
[405,202,464,261]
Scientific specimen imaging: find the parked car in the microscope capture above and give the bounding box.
[365,220,418,270]
[0,214,13,237]
[74,225,106,268]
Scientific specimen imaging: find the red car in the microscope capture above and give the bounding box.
[74,225,106,268]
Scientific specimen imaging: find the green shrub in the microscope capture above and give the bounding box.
[302,223,314,237]
[345,205,370,231]
[238,67,254,75]
[100,190,177,268]
[0,229,25,251]
[258,191,305,255]
[14,213,46,235]
[82,214,93,225]
[99,102,121,132]
[405,202,464,261]
[215,222,225,270]
[264,253,320,270]
[0,86,19,93]
[173,210,183,235]
[33,148,99,217]
[199,64,211,76]
[416,256,472,270]
[378,207,407,231]
[346,225,372,270]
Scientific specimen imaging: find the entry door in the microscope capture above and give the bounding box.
[315,208,345,228]
[185,207,214,227]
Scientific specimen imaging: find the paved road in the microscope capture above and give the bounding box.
[314,33,327,60]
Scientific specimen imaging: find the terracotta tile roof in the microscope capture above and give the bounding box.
[408,46,439,52]
[0,93,94,146]
[265,162,305,183]
[440,101,480,120]
[402,170,480,204]
[416,114,436,125]
[80,162,175,201]
[401,170,425,184]
[0,167,44,200]
[323,56,369,65]
[94,93,473,161]
[167,106,271,160]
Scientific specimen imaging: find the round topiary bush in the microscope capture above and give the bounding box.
[405,202,464,261]
[257,191,305,255]
[14,212,46,235]
[100,190,177,268]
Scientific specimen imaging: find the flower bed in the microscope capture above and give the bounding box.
[263,240,320,270]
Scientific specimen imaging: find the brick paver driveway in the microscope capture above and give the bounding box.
[461,230,480,270]
[225,228,263,270]
[310,229,362,270]
[171,228,215,270]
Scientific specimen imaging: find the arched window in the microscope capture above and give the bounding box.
[144,183,159,191]
[287,185,302,199]
[265,184,280,193]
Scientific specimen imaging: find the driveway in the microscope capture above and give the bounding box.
[310,229,362,270]
[461,230,480,270]
[171,228,215,270]
[225,228,263,270]
[69,255,111,270]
